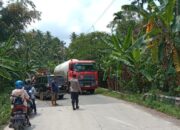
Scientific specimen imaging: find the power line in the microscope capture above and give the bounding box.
[87,0,117,33]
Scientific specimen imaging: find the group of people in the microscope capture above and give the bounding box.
[10,79,37,126]
[50,74,82,110]
[10,74,82,127]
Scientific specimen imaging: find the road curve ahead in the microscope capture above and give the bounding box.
[4,94,180,130]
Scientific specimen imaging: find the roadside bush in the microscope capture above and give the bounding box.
[0,78,17,127]
[0,90,11,126]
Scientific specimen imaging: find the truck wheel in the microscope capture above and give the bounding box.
[89,90,95,94]
[59,95,64,99]
[40,92,44,100]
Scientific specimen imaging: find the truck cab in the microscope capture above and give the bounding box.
[70,62,97,93]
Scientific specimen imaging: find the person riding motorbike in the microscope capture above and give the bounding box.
[24,79,37,114]
[24,79,32,96]
[10,80,31,127]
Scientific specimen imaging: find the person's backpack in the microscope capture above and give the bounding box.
[13,96,23,105]
[24,85,32,97]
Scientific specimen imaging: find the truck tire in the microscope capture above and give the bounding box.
[40,92,44,100]
[59,95,64,99]
[89,90,95,94]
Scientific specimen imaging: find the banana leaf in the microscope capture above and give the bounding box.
[151,45,158,63]
[0,68,12,80]
[111,34,122,51]
[174,36,180,49]
[172,16,180,33]
[132,48,141,63]
[127,34,148,52]
[110,54,134,68]
[123,26,132,50]
[172,48,180,72]
[140,69,153,81]
[158,41,165,63]
[161,0,176,28]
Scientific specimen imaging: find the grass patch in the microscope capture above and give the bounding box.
[0,90,11,126]
[95,87,180,119]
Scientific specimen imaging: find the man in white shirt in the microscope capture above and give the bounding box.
[69,74,82,110]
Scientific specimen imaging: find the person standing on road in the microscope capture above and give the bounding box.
[51,77,59,106]
[69,74,82,110]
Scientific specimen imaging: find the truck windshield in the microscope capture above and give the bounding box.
[74,63,96,72]
[48,76,64,86]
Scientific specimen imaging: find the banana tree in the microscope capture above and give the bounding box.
[121,0,179,93]
[103,26,156,93]
[122,0,178,66]
[0,37,17,80]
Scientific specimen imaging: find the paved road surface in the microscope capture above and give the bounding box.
[4,94,180,130]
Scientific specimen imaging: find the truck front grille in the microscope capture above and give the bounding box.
[78,75,96,86]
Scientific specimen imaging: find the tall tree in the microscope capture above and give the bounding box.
[0,0,41,80]
[70,32,78,42]
[67,31,110,70]
[0,0,41,41]
[15,30,66,74]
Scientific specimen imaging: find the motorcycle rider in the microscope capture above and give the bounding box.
[10,80,31,126]
[24,79,32,96]
[24,79,37,114]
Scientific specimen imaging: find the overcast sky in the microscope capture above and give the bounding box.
[27,0,131,46]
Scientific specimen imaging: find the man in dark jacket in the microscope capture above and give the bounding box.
[24,79,37,114]
[69,74,82,110]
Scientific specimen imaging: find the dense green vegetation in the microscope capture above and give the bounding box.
[0,0,66,126]
[0,0,180,126]
[68,0,180,95]
[0,89,11,125]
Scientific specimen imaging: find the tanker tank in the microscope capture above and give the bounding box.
[54,59,78,79]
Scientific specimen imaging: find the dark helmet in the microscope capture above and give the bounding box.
[25,79,31,85]
[15,80,24,89]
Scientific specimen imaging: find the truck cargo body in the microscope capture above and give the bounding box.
[54,59,98,93]
[34,75,67,100]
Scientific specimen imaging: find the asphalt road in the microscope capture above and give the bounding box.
[4,94,180,130]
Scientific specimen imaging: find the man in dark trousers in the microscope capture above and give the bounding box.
[51,77,59,106]
[69,74,82,110]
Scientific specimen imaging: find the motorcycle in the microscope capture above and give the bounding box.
[26,89,34,115]
[9,96,31,130]
[27,99,33,115]
[24,86,34,115]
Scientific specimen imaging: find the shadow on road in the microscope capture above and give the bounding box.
[24,113,41,130]
[29,112,41,119]
[26,125,36,130]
